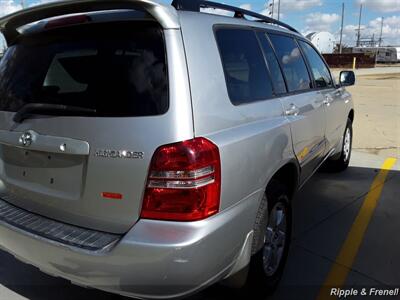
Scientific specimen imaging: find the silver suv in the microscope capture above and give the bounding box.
[0,0,355,298]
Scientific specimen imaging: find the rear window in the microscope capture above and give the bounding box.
[298,41,332,88]
[0,21,168,117]
[257,32,287,94]
[268,34,312,93]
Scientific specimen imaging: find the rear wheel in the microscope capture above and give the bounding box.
[243,181,292,295]
[322,118,353,172]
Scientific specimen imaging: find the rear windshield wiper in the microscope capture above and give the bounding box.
[13,103,97,123]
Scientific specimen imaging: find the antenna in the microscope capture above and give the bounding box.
[270,0,275,19]
[378,17,384,47]
[339,2,344,53]
[356,3,362,47]
[277,0,281,21]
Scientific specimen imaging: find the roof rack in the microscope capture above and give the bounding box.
[171,0,299,34]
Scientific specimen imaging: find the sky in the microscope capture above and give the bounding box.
[0,0,399,50]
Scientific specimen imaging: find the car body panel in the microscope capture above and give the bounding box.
[0,24,193,234]
[178,12,296,211]
[0,3,354,299]
[0,187,261,299]
[323,87,354,153]
[279,91,326,183]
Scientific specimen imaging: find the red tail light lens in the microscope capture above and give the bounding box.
[141,138,221,221]
[45,15,91,29]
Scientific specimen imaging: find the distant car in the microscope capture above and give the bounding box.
[0,0,355,298]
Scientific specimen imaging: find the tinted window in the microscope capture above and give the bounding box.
[299,41,332,88]
[268,34,312,92]
[0,33,5,59]
[257,32,287,94]
[0,22,168,117]
[216,28,273,105]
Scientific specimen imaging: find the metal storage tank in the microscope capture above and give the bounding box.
[306,31,336,54]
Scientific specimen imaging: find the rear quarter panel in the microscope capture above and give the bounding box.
[179,12,296,218]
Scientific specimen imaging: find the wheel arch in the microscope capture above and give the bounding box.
[348,109,354,123]
[266,161,300,200]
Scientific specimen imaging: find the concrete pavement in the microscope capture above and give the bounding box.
[332,70,400,159]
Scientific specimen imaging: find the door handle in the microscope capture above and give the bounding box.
[323,95,333,106]
[285,104,299,116]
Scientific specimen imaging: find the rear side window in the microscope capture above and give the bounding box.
[215,28,273,105]
[0,22,168,117]
[268,34,312,92]
[257,32,287,94]
[299,41,332,88]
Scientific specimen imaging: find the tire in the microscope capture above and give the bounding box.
[242,181,292,296]
[322,118,353,172]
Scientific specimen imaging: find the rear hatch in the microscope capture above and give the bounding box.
[0,17,180,234]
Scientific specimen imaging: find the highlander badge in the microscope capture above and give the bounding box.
[95,149,144,159]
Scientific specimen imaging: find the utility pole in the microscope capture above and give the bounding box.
[339,2,345,53]
[378,17,384,47]
[277,0,281,21]
[20,0,25,9]
[271,0,275,19]
[356,4,363,47]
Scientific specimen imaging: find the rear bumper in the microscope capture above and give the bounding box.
[0,191,261,299]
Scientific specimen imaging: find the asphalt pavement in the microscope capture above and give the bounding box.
[0,67,398,300]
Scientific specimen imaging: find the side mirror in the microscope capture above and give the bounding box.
[339,71,355,87]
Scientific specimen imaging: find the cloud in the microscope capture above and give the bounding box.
[262,0,319,20]
[0,0,22,51]
[341,16,400,46]
[340,24,362,46]
[201,3,252,17]
[0,0,22,17]
[201,7,232,16]
[0,0,60,19]
[239,3,252,11]
[368,16,400,45]
[356,0,400,13]
[265,0,322,13]
[0,33,6,53]
[304,12,340,32]
[260,8,284,20]
[29,0,60,7]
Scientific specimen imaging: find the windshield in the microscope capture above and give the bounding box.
[0,21,168,117]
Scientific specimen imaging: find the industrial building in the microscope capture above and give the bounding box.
[352,46,400,63]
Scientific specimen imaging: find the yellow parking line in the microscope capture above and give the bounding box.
[317,157,397,300]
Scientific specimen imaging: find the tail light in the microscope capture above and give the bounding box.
[45,15,91,29]
[141,138,221,221]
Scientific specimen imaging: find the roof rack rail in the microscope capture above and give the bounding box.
[171,0,299,34]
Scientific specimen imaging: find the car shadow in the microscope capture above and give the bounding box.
[0,166,398,300]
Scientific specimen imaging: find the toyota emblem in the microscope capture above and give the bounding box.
[19,132,33,147]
